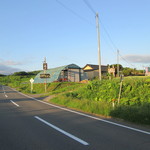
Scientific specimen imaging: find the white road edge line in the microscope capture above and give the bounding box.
[10,100,19,107]
[2,85,5,91]
[2,86,8,97]
[11,87,150,135]
[2,86,6,95]
[34,116,89,146]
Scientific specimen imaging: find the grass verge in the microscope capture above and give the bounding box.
[110,104,150,125]
[50,94,112,117]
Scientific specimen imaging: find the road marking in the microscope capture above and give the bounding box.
[2,85,5,91]
[10,100,19,107]
[11,87,150,135]
[2,86,6,95]
[36,101,150,135]
[34,116,89,146]
[2,86,8,97]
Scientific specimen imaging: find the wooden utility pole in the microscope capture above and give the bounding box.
[96,13,102,80]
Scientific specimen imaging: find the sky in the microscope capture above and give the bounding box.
[0,0,150,74]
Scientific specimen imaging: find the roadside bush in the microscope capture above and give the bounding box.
[110,103,150,125]
[78,80,120,102]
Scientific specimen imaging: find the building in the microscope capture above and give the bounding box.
[34,64,87,83]
[108,65,116,77]
[145,67,150,76]
[83,64,108,80]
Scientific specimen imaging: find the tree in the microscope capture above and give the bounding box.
[0,74,6,77]
[109,64,123,71]
[122,67,134,76]
[13,71,28,76]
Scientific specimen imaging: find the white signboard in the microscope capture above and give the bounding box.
[30,78,34,83]
[30,78,34,93]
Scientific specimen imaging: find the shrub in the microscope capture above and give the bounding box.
[110,103,150,125]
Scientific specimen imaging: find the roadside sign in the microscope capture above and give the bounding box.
[30,78,34,83]
[30,78,34,93]
[40,74,50,78]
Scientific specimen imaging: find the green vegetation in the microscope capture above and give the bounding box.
[0,73,150,125]
[110,104,150,124]
[51,96,111,116]
[49,76,150,125]
[110,64,145,76]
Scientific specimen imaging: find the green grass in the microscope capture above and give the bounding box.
[110,103,150,125]
[50,95,112,116]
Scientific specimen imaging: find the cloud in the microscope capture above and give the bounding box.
[0,59,22,66]
[0,57,37,75]
[0,65,21,75]
[123,55,150,63]
[0,59,23,75]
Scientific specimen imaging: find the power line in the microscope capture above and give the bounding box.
[99,20,119,51]
[56,0,93,25]
[56,0,139,70]
[83,0,118,51]
[118,52,136,68]
[83,0,96,15]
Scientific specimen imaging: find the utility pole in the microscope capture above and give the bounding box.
[117,50,119,77]
[96,13,102,80]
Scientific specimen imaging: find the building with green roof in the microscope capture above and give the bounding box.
[34,64,87,83]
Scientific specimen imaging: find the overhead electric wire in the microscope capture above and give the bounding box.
[83,0,138,69]
[118,52,136,68]
[56,0,138,70]
[100,21,119,51]
[83,0,96,15]
[56,0,93,25]
[83,0,118,52]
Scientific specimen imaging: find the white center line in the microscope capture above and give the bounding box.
[10,100,19,107]
[34,116,89,146]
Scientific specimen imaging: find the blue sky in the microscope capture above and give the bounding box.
[0,0,150,74]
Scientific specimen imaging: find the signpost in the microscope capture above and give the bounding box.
[30,78,34,93]
[40,57,50,93]
[118,74,124,104]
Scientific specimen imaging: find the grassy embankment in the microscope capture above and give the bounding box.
[0,75,150,125]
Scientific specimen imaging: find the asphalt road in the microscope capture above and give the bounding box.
[0,85,150,150]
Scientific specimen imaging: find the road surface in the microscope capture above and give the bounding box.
[0,85,150,150]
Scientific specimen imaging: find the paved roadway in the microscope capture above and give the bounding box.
[0,85,150,150]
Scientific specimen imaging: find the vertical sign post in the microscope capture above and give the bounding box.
[118,74,124,104]
[43,57,48,93]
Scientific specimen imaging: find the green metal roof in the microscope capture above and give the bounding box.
[33,64,81,83]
